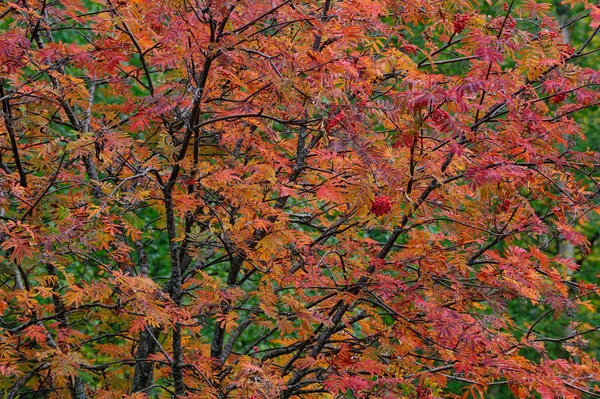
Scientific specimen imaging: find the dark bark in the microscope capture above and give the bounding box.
[130,239,160,394]
[70,377,87,399]
[0,83,27,187]
[134,239,150,277]
[172,324,185,397]
[45,263,88,399]
[164,189,185,397]
[132,326,161,393]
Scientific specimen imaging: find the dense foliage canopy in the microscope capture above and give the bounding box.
[1,0,600,398]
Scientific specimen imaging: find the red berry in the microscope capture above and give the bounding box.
[431,108,450,123]
[325,110,345,132]
[499,198,511,212]
[499,15,517,38]
[504,15,516,29]
[453,14,471,34]
[401,43,418,55]
[371,195,392,216]
[561,45,575,60]
[150,21,163,33]
[416,384,432,399]
[551,92,567,104]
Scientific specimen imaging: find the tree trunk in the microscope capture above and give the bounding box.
[132,326,161,393]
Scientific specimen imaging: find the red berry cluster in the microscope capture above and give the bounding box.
[499,198,511,213]
[560,45,575,61]
[416,384,432,399]
[542,29,561,39]
[453,14,471,34]
[500,15,517,38]
[401,43,418,55]
[371,195,392,216]
[521,84,535,98]
[551,92,567,104]
[504,15,516,30]
[431,108,450,123]
[325,110,345,132]
[150,21,163,33]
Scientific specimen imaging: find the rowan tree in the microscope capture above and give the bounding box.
[1,0,600,398]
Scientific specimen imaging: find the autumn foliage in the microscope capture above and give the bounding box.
[1,0,600,398]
